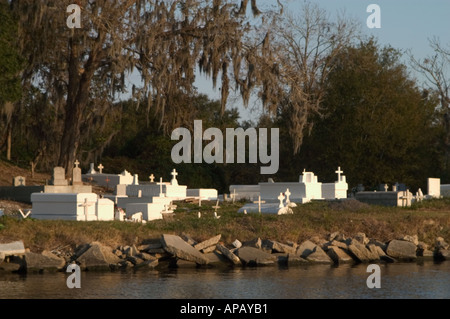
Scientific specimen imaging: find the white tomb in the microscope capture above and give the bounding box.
[186,189,218,200]
[427,178,440,198]
[82,165,134,188]
[259,170,322,204]
[322,167,348,200]
[441,184,450,197]
[125,203,166,221]
[30,193,114,221]
[238,192,293,215]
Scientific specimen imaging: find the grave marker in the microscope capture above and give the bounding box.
[97,164,104,174]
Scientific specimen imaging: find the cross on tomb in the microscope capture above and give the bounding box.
[285,188,291,203]
[157,177,165,197]
[80,198,95,221]
[149,174,155,183]
[74,160,80,168]
[253,196,266,213]
[278,193,285,208]
[384,184,389,192]
[97,163,104,174]
[18,177,24,186]
[232,189,237,203]
[171,169,178,185]
[335,167,343,182]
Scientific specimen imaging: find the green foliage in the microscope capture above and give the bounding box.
[0,1,22,104]
[281,39,440,191]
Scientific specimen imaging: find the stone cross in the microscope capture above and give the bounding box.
[278,193,285,208]
[335,167,343,182]
[149,174,155,183]
[97,163,104,174]
[80,198,95,221]
[212,199,220,212]
[285,188,291,203]
[157,177,164,197]
[171,169,178,185]
[384,184,388,192]
[74,160,80,168]
[232,189,237,203]
[19,177,24,185]
[253,196,266,213]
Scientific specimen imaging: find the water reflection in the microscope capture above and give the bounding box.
[0,262,449,299]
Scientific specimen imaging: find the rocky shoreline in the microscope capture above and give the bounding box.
[0,232,449,273]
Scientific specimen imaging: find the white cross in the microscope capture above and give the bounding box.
[149,174,155,183]
[97,163,104,174]
[171,169,178,185]
[253,196,266,213]
[335,167,343,182]
[80,198,95,221]
[285,188,291,203]
[213,199,220,212]
[157,177,164,197]
[384,184,388,192]
[232,189,237,203]
[74,160,80,168]
[278,193,285,208]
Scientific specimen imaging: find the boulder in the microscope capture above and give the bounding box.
[0,259,21,272]
[138,242,162,251]
[296,240,317,258]
[216,244,241,265]
[181,233,197,246]
[124,245,139,257]
[306,246,333,264]
[194,234,221,251]
[326,246,354,264]
[368,239,387,251]
[386,240,417,261]
[161,234,208,265]
[436,237,449,250]
[354,233,369,245]
[205,251,230,266]
[76,242,121,270]
[328,231,341,241]
[264,240,296,254]
[402,235,419,246]
[0,241,26,257]
[348,241,377,263]
[235,246,276,266]
[201,245,217,254]
[286,254,309,266]
[232,239,242,249]
[435,249,450,261]
[136,259,158,269]
[24,251,66,272]
[243,237,262,249]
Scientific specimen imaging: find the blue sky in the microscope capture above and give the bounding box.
[196,0,450,122]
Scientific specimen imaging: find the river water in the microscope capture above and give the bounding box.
[0,261,449,299]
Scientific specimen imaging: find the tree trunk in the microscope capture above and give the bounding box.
[6,123,11,161]
[57,36,96,172]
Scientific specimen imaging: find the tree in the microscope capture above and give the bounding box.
[249,3,357,154]
[0,0,23,160]
[296,39,439,189]
[410,38,450,177]
[13,0,273,172]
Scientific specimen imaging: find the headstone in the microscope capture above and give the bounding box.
[171,169,178,186]
[427,178,440,198]
[97,164,104,174]
[384,184,388,192]
[13,176,26,187]
[88,163,97,174]
[72,160,83,186]
[277,193,285,208]
[132,174,139,185]
[149,174,155,183]
[50,167,68,186]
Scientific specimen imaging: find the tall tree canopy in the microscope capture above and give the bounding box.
[293,39,439,189]
[13,0,275,171]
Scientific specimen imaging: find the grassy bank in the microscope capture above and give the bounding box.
[0,198,449,252]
